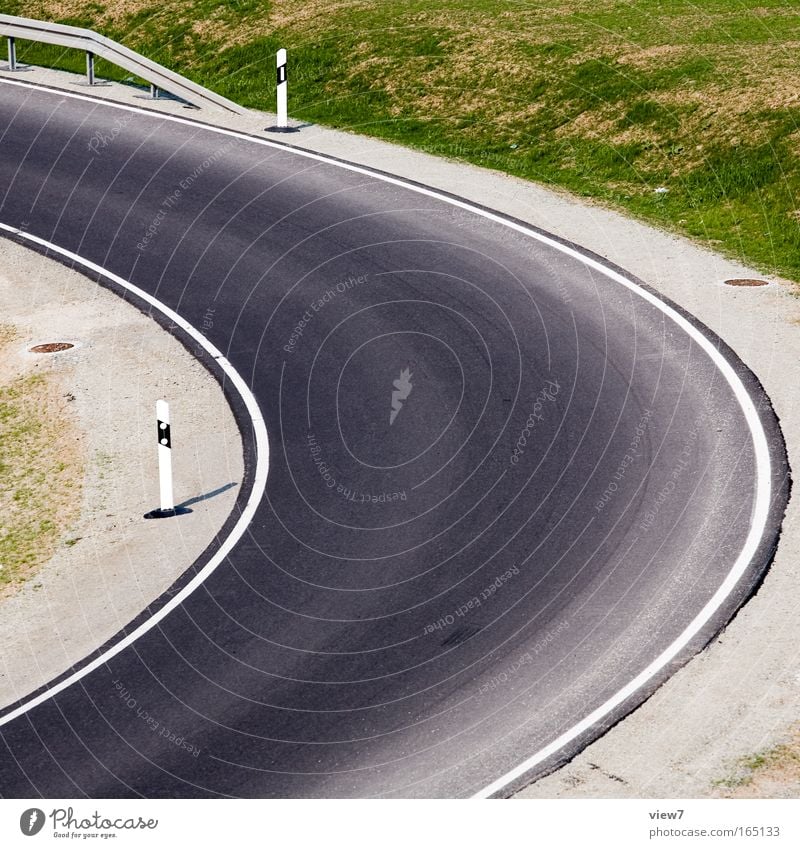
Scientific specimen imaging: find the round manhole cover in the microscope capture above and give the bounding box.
[723,278,769,287]
[29,342,75,353]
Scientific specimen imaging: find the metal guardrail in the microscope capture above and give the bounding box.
[0,14,247,114]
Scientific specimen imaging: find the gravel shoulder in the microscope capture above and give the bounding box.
[0,236,243,710]
[0,65,797,798]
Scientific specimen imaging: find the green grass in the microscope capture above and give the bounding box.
[0,326,82,592]
[6,0,800,282]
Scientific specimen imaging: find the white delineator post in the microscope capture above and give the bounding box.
[156,399,174,513]
[276,48,287,129]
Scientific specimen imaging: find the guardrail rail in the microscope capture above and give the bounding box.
[0,13,247,115]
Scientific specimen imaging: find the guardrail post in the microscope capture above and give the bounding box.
[276,48,287,128]
[150,83,159,100]
[7,36,17,71]
[86,50,94,85]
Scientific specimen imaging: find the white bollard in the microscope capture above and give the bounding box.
[276,48,287,129]
[156,399,174,513]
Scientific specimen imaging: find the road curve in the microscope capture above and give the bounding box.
[0,80,789,798]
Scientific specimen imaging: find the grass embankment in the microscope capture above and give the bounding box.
[6,1,800,281]
[0,326,82,596]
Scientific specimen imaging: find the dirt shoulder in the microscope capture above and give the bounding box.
[0,237,243,709]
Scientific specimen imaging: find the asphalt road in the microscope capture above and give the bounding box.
[0,81,788,798]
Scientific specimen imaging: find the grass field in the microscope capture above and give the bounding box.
[5,1,800,282]
[0,325,82,595]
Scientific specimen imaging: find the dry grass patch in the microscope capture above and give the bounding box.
[24,0,154,27]
[269,0,373,32]
[616,44,694,69]
[714,725,800,798]
[0,327,84,598]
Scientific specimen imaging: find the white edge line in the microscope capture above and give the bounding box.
[0,79,773,802]
[0,219,270,728]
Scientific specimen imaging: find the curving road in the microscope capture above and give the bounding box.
[0,80,789,798]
